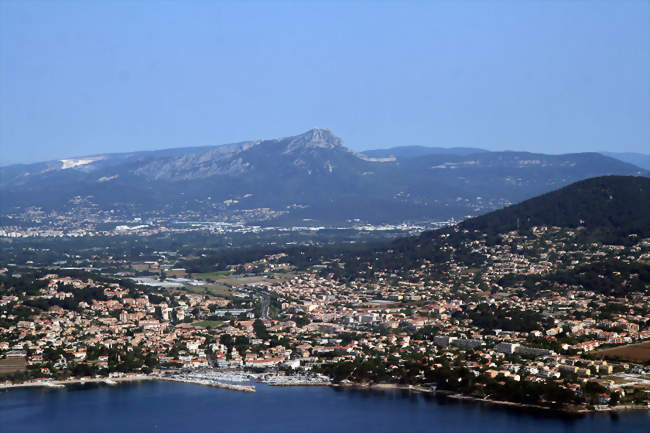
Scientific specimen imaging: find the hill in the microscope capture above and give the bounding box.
[362,148,650,172]
[460,175,650,240]
[320,176,650,280]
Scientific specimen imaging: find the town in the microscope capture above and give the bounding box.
[0,202,456,239]
[2,223,649,413]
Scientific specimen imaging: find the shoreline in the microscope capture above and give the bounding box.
[0,375,155,390]
[0,375,255,393]
[3,377,649,414]
[331,382,650,415]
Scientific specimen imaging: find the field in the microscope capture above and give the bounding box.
[595,341,650,363]
[193,271,294,285]
[168,271,297,299]
[192,320,224,328]
[0,356,27,374]
[193,271,232,281]
[181,283,233,297]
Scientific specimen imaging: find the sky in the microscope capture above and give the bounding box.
[0,1,649,165]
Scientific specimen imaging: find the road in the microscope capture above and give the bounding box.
[248,287,270,319]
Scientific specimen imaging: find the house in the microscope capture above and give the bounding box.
[247,357,284,368]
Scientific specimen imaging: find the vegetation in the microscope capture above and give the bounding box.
[499,260,650,296]
[462,176,650,243]
[466,304,552,332]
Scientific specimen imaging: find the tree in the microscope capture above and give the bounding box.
[253,319,270,340]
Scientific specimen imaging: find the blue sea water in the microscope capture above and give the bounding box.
[1,381,649,433]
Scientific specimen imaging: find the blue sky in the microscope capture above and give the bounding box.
[1,1,648,164]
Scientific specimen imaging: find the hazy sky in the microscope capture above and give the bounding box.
[1,1,649,164]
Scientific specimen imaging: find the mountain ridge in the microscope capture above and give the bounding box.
[0,129,647,224]
[362,145,489,159]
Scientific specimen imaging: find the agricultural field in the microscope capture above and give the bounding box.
[193,271,293,286]
[0,355,27,374]
[596,341,650,363]
[181,283,233,297]
[190,271,296,295]
[193,271,233,281]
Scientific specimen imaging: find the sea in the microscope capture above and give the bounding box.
[1,381,649,433]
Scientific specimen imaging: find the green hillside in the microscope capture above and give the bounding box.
[460,175,650,241]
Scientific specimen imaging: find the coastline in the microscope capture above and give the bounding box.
[0,375,155,390]
[0,375,255,393]
[3,377,649,414]
[331,382,650,415]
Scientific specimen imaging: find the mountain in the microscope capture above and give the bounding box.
[364,148,650,171]
[602,152,650,171]
[361,146,488,159]
[0,129,647,225]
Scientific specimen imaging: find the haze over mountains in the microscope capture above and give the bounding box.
[0,129,647,225]
[600,152,650,171]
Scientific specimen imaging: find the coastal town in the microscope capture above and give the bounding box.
[2,224,649,413]
[2,0,649,430]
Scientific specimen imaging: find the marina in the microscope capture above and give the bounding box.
[153,369,330,390]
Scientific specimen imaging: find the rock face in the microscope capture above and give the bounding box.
[130,129,354,181]
[283,128,344,152]
[0,129,647,224]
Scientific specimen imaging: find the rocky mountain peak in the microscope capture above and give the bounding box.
[283,128,344,153]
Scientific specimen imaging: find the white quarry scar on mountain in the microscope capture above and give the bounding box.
[59,157,103,169]
[97,175,119,182]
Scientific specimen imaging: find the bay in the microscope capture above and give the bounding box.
[1,381,648,433]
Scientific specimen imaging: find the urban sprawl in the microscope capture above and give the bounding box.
[1,224,650,413]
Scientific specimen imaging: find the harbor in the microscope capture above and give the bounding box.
[153,368,330,390]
